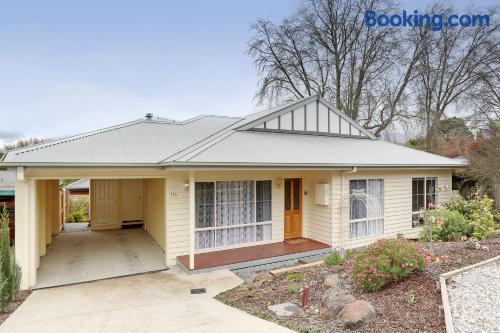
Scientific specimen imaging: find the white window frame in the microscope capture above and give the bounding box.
[194,180,273,252]
[348,179,385,239]
[412,177,438,228]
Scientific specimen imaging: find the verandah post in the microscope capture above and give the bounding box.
[189,171,195,270]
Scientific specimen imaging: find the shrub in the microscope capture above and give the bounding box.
[287,282,300,294]
[324,251,344,266]
[446,193,497,241]
[284,272,305,282]
[420,209,471,242]
[352,238,426,292]
[67,199,88,223]
[0,206,20,309]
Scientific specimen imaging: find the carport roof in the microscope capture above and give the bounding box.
[0,95,465,168]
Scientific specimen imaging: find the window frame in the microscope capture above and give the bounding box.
[194,180,273,252]
[348,178,385,239]
[412,177,438,228]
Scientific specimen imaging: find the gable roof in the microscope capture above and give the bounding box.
[0,98,465,169]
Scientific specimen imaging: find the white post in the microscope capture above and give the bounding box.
[164,177,169,267]
[188,172,195,270]
[14,179,30,290]
[28,180,38,286]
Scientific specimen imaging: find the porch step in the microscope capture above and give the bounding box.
[176,247,331,274]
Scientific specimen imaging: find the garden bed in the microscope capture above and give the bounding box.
[216,235,500,333]
[0,290,31,325]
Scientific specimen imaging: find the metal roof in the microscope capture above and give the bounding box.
[64,179,90,191]
[0,170,15,191]
[0,97,465,169]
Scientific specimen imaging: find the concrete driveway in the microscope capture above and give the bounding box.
[0,267,292,333]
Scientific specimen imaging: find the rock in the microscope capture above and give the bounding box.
[268,303,299,317]
[338,300,376,329]
[254,273,274,284]
[330,265,344,273]
[322,291,356,317]
[246,281,263,290]
[323,274,341,289]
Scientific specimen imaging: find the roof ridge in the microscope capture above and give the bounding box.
[160,118,245,163]
[183,130,238,162]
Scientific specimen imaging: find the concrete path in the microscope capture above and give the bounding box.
[1,267,292,333]
[37,229,166,288]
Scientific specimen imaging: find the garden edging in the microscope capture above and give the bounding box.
[439,254,500,333]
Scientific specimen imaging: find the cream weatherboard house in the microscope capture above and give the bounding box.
[1,95,464,290]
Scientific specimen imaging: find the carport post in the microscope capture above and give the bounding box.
[15,177,38,290]
[189,172,195,270]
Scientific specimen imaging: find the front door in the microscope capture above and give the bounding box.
[284,178,302,239]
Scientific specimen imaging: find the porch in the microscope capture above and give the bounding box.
[177,238,330,272]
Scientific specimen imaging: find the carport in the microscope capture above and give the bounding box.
[14,173,168,289]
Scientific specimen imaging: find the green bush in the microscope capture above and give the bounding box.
[67,199,88,223]
[446,194,497,241]
[0,206,20,309]
[420,209,471,242]
[352,238,426,292]
[287,282,300,294]
[284,272,305,282]
[324,251,344,266]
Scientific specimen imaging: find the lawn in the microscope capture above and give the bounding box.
[215,235,500,333]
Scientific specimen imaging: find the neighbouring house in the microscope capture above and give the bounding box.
[0,170,16,244]
[63,179,90,222]
[0,95,465,290]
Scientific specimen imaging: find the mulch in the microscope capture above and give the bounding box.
[215,235,500,333]
[0,290,32,325]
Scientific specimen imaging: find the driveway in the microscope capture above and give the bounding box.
[0,267,292,333]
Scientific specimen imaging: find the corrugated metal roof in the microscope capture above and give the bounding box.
[170,131,465,167]
[2,116,241,165]
[0,99,465,168]
[64,179,90,191]
[0,171,15,191]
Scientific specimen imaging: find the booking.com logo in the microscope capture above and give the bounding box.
[365,10,491,31]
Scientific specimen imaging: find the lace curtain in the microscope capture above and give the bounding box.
[195,180,272,250]
[349,179,384,239]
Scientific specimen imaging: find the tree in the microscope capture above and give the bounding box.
[413,5,498,152]
[248,1,499,141]
[248,0,423,136]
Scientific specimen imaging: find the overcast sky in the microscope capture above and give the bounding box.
[0,0,496,146]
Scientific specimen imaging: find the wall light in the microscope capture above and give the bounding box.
[184,182,189,191]
[276,177,283,188]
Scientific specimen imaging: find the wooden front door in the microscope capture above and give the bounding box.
[284,178,302,239]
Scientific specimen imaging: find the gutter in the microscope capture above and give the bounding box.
[0,161,466,169]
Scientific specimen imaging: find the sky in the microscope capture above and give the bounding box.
[0,0,496,146]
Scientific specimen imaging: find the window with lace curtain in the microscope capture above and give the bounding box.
[349,179,384,239]
[195,180,272,250]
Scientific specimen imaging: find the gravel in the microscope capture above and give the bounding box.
[447,259,500,333]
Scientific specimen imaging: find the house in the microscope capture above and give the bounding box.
[0,170,16,244]
[0,170,15,201]
[0,95,464,290]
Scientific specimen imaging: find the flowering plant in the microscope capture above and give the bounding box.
[352,238,426,292]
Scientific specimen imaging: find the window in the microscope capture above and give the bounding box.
[195,180,272,250]
[349,179,384,239]
[412,177,437,227]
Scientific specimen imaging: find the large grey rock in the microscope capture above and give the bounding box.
[338,300,376,329]
[268,303,299,317]
[322,291,356,317]
[323,274,341,289]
